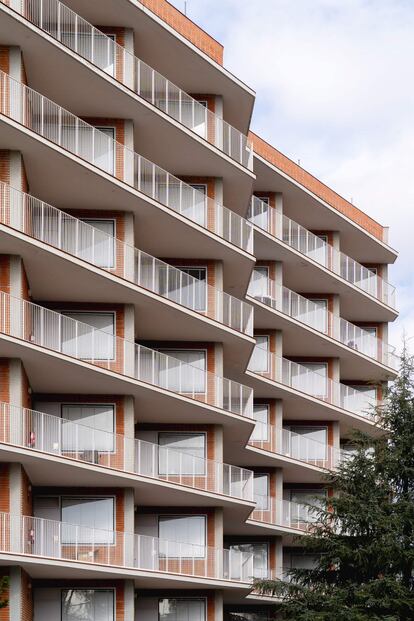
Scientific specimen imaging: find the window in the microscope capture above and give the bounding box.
[188,183,207,226]
[175,266,207,311]
[158,515,206,558]
[308,234,328,266]
[289,490,325,523]
[78,219,115,268]
[292,362,327,398]
[157,349,206,393]
[61,497,114,544]
[344,384,377,414]
[158,432,206,475]
[251,404,269,442]
[290,554,318,570]
[359,326,378,358]
[62,125,115,175]
[248,267,269,299]
[250,195,270,231]
[61,404,114,452]
[60,32,115,76]
[254,473,269,510]
[159,598,206,621]
[93,127,115,174]
[307,299,328,334]
[227,613,271,621]
[229,542,268,579]
[285,426,327,461]
[61,312,115,360]
[62,589,114,621]
[249,336,269,373]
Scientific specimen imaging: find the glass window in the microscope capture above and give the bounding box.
[158,515,206,558]
[286,426,327,461]
[307,299,328,333]
[290,554,318,570]
[248,267,269,299]
[251,404,269,441]
[289,490,325,523]
[226,613,271,621]
[61,312,115,360]
[229,542,268,579]
[344,384,377,414]
[158,432,206,475]
[60,32,115,76]
[61,497,114,544]
[159,598,206,621]
[178,267,207,311]
[78,219,115,268]
[250,195,270,231]
[93,127,115,174]
[249,336,269,373]
[61,404,114,452]
[62,589,114,621]
[292,362,327,398]
[254,473,269,510]
[157,349,206,393]
[308,234,328,266]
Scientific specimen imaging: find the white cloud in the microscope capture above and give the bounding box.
[173,0,414,348]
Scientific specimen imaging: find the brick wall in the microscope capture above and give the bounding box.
[139,0,223,64]
[250,132,385,242]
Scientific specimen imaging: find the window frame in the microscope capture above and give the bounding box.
[157,348,208,394]
[60,494,116,545]
[295,361,328,398]
[60,402,116,454]
[60,310,116,362]
[157,431,207,476]
[253,472,270,510]
[158,597,207,621]
[250,335,270,373]
[285,425,328,461]
[79,217,116,269]
[174,265,208,312]
[251,403,270,442]
[158,514,207,559]
[61,587,115,621]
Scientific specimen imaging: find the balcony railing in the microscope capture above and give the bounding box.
[0,401,254,502]
[0,70,253,254]
[251,497,317,532]
[0,511,254,583]
[248,196,396,310]
[0,291,253,418]
[249,422,343,469]
[0,0,254,170]
[0,182,253,336]
[247,274,398,369]
[248,347,379,418]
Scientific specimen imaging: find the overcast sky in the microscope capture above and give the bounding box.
[171,0,413,349]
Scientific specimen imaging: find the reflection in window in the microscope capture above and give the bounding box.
[61,404,114,452]
[61,497,114,544]
[251,404,269,442]
[249,336,269,373]
[158,432,206,475]
[158,515,206,558]
[61,312,115,360]
[159,598,206,621]
[61,589,114,621]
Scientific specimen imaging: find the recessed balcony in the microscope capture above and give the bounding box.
[0,0,254,172]
[250,497,315,533]
[0,70,254,264]
[0,291,254,421]
[249,196,397,316]
[0,181,253,339]
[247,271,398,373]
[0,401,254,503]
[0,511,254,585]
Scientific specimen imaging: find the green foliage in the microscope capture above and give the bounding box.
[0,576,9,609]
[255,345,414,620]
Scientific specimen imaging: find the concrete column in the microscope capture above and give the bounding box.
[123,29,135,90]
[274,537,284,579]
[8,566,26,620]
[214,590,223,621]
[331,358,341,407]
[9,464,30,554]
[123,212,135,282]
[332,421,341,467]
[124,304,135,376]
[213,424,224,494]
[124,580,135,621]
[214,261,224,324]
[274,192,284,236]
[275,399,283,453]
[124,395,135,472]
[123,120,135,185]
[214,178,223,205]
[9,359,26,445]
[275,467,284,521]
[274,330,283,381]
[274,261,283,311]
[331,294,340,340]
[214,343,224,409]
[214,508,224,578]
[332,231,341,274]
[215,96,224,151]
[124,489,135,567]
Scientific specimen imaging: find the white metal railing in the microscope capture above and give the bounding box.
[251,497,318,531]
[248,346,379,418]
[0,511,254,582]
[0,70,253,254]
[248,195,396,310]
[247,273,398,369]
[0,181,253,335]
[1,0,254,170]
[0,401,254,501]
[248,421,344,469]
[0,291,253,418]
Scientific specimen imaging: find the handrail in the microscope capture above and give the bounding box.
[0,401,254,502]
[0,181,253,336]
[0,511,254,582]
[247,271,398,369]
[251,497,317,532]
[0,70,253,254]
[0,0,253,169]
[248,195,396,310]
[0,290,254,418]
[248,345,379,418]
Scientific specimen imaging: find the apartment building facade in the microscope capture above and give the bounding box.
[0,1,398,620]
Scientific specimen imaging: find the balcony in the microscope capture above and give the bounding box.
[0,511,254,584]
[0,401,254,503]
[250,497,316,533]
[248,423,343,471]
[248,347,379,420]
[0,0,254,171]
[0,70,254,259]
[0,291,254,420]
[248,196,397,314]
[247,273,398,372]
[0,181,253,338]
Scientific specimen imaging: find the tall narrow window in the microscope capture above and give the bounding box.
[61,312,115,360]
[93,127,115,174]
[248,267,269,300]
[158,432,206,475]
[253,473,269,510]
[251,404,269,442]
[158,515,206,558]
[249,336,269,373]
[62,589,114,621]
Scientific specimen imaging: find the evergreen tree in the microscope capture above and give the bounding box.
[255,346,414,620]
[0,576,9,609]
